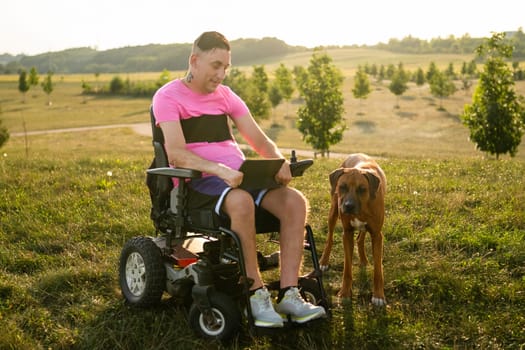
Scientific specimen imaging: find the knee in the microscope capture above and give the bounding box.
[279,188,308,221]
[224,189,255,219]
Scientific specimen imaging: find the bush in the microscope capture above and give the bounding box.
[109,76,124,94]
[0,118,9,148]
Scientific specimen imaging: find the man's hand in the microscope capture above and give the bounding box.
[275,160,292,186]
[216,163,244,188]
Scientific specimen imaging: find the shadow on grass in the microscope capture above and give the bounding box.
[264,123,284,141]
[353,120,376,134]
[396,111,417,119]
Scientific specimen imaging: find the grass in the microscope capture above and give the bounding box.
[1,48,525,349]
[1,127,524,349]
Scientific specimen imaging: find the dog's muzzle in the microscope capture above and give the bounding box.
[340,197,360,215]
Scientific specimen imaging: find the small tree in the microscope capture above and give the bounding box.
[223,67,249,99]
[296,50,345,157]
[274,63,294,116]
[274,63,294,102]
[429,70,457,110]
[292,65,308,96]
[41,71,54,106]
[462,32,524,159]
[18,70,30,103]
[388,71,408,108]
[28,67,39,91]
[268,83,283,124]
[244,65,271,121]
[415,67,426,92]
[352,68,371,110]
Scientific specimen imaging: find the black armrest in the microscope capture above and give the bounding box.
[290,159,313,177]
[147,167,202,179]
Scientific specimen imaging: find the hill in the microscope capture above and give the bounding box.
[2,29,524,74]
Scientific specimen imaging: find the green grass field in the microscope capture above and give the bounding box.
[1,48,524,349]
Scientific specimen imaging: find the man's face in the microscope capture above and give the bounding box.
[192,48,231,93]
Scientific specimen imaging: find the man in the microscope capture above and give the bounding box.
[152,31,325,328]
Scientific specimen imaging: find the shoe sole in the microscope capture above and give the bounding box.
[254,320,284,328]
[279,309,326,324]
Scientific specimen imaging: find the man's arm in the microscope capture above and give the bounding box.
[159,120,244,188]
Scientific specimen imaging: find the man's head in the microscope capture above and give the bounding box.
[187,31,231,94]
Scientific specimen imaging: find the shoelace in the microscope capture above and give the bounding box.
[286,288,308,307]
[254,290,273,310]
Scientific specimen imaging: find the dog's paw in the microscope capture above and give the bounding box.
[371,297,387,307]
[320,264,330,272]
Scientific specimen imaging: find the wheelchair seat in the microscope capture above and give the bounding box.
[146,106,311,237]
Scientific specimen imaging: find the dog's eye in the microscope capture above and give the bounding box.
[357,185,367,195]
[338,184,348,193]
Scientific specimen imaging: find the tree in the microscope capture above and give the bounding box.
[223,67,249,100]
[352,68,371,112]
[268,83,283,123]
[244,65,271,121]
[429,70,457,109]
[292,65,308,96]
[274,63,294,117]
[18,70,30,103]
[296,50,345,157]
[415,67,426,95]
[461,32,524,159]
[274,63,294,102]
[28,67,39,90]
[388,71,408,108]
[426,61,438,82]
[41,71,54,106]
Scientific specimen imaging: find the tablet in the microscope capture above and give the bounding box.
[238,158,285,190]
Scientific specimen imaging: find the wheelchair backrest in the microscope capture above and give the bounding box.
[146,106,174,228]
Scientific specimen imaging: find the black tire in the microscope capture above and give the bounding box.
[299,277,323,305]
[188,290,241,341]
[119,236,166,307]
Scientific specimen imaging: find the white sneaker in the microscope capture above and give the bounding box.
[250,287,284,328]
[275,287,326,323]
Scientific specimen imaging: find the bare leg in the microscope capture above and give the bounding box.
[222,189,263,290]
[261,187,307,288]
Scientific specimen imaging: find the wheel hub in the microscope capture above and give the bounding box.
[126,252,146,296]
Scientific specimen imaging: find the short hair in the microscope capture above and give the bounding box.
[193,31,230,53]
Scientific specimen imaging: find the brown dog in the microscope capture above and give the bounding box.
[319,153,386,306]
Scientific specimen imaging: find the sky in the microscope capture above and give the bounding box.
[2,0,524,56]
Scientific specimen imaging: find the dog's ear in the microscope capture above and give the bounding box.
[329,168,344,195]
[363,171,380,199]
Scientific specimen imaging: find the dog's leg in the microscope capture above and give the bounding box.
[320,196,339,270]
[356,230,368,267]
[370,228,386,306]
[338,224,354,298]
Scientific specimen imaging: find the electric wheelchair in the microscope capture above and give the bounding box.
[118,108,329,340]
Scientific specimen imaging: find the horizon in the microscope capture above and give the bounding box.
[2,0,524,56]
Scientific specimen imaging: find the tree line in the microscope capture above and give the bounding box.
[2,28,524,74]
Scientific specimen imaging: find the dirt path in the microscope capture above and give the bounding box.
[12,122,348,159]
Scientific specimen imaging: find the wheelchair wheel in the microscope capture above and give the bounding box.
[299,277,323,305]
[188,291,241,341]
[119,236,165,307]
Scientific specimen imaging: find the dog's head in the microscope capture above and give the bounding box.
[329,167,381,215]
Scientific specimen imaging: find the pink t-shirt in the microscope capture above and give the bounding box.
[152,79,249,173]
